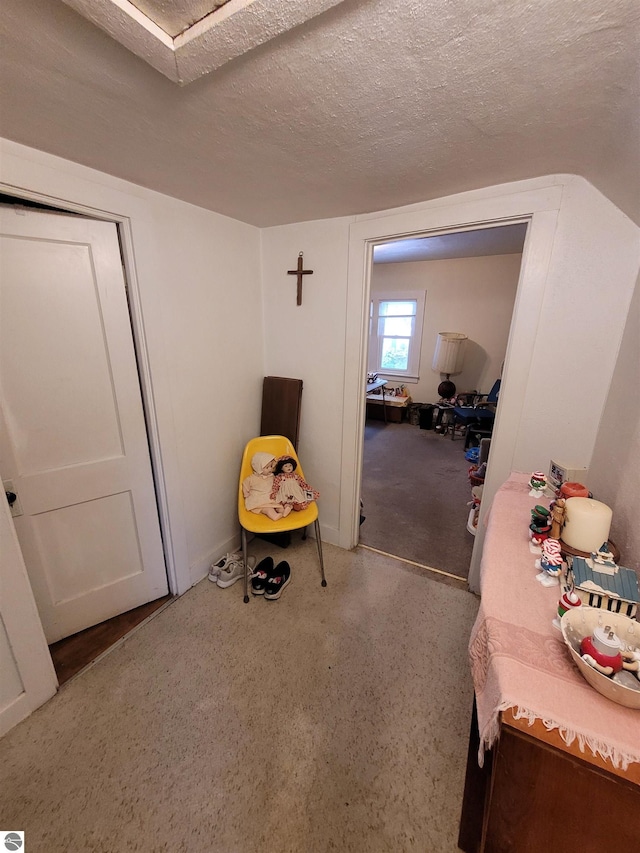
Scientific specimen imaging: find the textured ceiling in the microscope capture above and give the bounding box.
[1,0,638,227]
[373,224,527,264]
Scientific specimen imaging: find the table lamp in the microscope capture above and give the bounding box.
[432,332,467,397]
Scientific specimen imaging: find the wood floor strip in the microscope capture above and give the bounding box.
[49,594,174,686]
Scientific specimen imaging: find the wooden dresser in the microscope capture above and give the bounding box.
[458,473,640,852]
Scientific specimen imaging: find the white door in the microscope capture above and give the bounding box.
[0,206,168,644]
[0,494,58,738]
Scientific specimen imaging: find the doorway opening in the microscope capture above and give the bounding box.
[358,223,527,582]
[0,192,174,684]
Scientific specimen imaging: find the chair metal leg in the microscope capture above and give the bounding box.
[241,527,250,603]
[302,525,308,541]
[314,518,327,587]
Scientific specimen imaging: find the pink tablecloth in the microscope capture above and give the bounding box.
[469,472,640,771]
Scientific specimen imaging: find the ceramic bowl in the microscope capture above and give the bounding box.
[561,607,640,709]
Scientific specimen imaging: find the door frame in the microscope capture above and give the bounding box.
[360,224,526,579]
[0,186,183,598]
[339,182,563,591]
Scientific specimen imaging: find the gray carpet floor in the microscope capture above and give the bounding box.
[360,421,476,578]
[0,539,479,853]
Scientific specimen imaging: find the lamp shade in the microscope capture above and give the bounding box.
[432,332,467,376]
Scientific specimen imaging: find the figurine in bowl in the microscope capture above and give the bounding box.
[580,624,640,679]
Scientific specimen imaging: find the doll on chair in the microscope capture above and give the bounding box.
[242,452,292,520]
[270,456,320,512]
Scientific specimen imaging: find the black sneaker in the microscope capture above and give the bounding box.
[264,561,291,600]
[251,556,273,595]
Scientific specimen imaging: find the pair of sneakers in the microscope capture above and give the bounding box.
[250,557,292,600]
[208,552,256,588]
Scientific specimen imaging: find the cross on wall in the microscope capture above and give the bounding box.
[287,252,313,306]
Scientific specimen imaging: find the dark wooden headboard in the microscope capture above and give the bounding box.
[260,376,303,450]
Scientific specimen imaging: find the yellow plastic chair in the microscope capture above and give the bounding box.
[238,435,327,602]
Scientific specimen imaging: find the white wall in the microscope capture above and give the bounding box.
[146,202,264,578]
[370,254,521,403]
[510,178,640,472]
[1,139,264,590]
[260,218,352,541]
[588,273,640,571]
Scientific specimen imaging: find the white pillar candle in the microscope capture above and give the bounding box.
[562,497,613,553]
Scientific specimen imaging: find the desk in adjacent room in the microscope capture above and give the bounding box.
[365,378,388,422]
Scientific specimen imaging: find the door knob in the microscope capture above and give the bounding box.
[3,481,22,516]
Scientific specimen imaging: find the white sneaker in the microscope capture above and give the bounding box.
[208,551,243,583]
[216,556,256,589]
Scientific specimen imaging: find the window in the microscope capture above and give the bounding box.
[368,291,426,381]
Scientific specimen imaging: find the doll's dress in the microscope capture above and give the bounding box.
[271,472,319,510]
[242,472,281,513]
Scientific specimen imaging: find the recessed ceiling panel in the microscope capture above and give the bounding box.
[62,0,347,84]
[131,1,230,37]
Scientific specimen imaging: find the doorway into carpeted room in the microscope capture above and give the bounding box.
[359,420,475,580]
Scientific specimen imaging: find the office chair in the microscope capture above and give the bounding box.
[449,379,501,446]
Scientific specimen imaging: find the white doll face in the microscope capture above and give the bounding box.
[262,458,276,475]
[281,462,294,473]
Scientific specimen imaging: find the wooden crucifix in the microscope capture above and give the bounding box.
[287,251,313,306]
